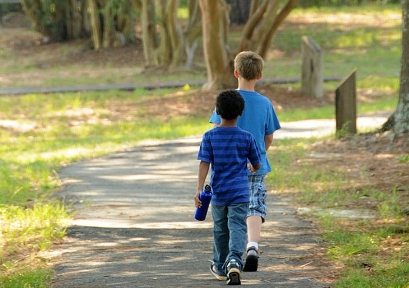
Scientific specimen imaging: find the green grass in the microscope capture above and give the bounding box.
[267,136,409,288]
[265,5,401,80]
[0,268,51,288]
[0,88,211,285]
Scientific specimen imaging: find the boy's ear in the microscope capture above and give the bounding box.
[256,72,262,80]
[233,70,240,79]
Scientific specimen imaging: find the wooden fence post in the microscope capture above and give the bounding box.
[301,36,323,98]
[335,69,358,135]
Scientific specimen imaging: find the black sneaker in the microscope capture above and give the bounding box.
[210,263,227,281]
[226,259,241,285]
[243,247,259,272]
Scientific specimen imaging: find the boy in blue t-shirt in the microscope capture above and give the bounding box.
[209,51,281,272]
[195,89,261,285]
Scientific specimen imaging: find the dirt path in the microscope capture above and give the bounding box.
[50,114,390,287]
[51,135,340,288]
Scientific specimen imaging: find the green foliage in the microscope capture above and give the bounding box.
[23,0,69,41]
[398,155,409,163]
[0,268,51,288]
[267,5,401,80]
[333,261,409,288]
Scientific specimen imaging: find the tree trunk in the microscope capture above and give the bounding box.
[199,0,235,91]
[239,0,298,59]
[139,0,201,70]
[141,0,157,67]
[394,0,409,135]
[21,0,42,32]
[184,0,201,70]
[258,0,298,58]
[226,0,250,25]
[199,0,296,90]
[156,1,173,66]
[165,0,184,69]
[88,0,102,49]
[102,1,115,48]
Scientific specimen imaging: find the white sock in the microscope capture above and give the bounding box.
[247,242,258,250]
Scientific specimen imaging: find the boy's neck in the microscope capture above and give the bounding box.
[237,79,257,92]
[219,118,237,127]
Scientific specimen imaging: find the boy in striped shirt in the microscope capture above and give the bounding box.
[195,89,261,285]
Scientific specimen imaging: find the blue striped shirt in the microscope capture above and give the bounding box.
[198,126,261,206]
[209,90,281,175]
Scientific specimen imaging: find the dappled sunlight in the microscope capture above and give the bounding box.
[287,10,401,28]
[277,112,389,139]
[0,119,36,133]
[53,134,339,286]
[70,219,212,229]
[40,147,95,160]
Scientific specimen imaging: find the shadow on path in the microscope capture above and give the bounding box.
[52,136,340,288]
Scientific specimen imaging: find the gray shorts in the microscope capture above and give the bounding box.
[247,174,267,222]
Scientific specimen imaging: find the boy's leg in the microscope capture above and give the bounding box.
[225,202,248,285]
[244,174,267,272]
[225,202,248,266]
[211,205,229,279]
[247,215,262,243]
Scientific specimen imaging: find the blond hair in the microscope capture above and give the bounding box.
[234,51,264,81]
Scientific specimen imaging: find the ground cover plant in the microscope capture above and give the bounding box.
[0,3,408,287]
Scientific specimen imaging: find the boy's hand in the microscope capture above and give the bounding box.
[194,190,202,208]
[247,163,258,174]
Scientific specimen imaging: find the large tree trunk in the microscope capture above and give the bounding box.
[380,1,409,135]
[199,0,235,91]
[394,0,409,135]
[199,0,296,91]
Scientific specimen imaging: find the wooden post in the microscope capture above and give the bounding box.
[335,69,358,135]
[301,36,323,98]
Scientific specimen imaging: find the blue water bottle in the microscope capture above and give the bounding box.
[194,184,212,221]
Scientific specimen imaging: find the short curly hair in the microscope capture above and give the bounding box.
[215,90,245,120]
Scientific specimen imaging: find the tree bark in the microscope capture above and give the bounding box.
[21,0,42,32]
[199,0,296,90]
[258,0,298,58]
[165,0,184,69]
[226,0,251,25]
[199,0,235,91]
[239,0,298,59]
[88,0,102,50]
[141,0,157,67]
[156,1,173,66]
[394,0,409,135]
[184,0,202,70]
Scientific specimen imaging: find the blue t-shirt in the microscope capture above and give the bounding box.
[209,90,281,175]
[197,126,261,206]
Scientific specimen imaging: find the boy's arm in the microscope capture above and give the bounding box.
[248,162,261,174]
[195,160,210,208]
[265,133,274,151]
